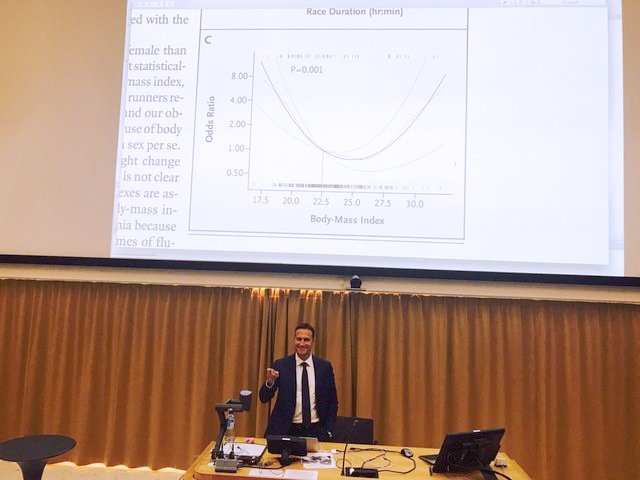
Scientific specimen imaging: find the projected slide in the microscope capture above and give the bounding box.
[111,2,619,275]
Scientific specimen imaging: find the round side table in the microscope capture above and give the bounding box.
[0,435,76,480]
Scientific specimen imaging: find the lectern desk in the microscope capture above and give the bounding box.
[181,439,532,480]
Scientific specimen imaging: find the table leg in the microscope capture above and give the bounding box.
[17,459,47,480]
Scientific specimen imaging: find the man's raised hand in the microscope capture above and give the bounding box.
[266,368,280,383]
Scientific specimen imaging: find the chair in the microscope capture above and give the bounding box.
[332,416,374,444]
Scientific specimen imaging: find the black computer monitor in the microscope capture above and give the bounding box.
[432,428,505,478]
[266,435,307,466]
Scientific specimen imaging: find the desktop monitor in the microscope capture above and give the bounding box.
[266,435,307,466]
[432,428,506,477]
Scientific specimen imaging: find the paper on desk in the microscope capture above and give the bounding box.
[222,442,267,457]
[301,452,337,469]
[247,469,284,478]
[284,470,319,479]
[247,468,319,480]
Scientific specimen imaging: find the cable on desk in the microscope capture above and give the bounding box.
[377,456,416,474]
[361,450,391,469]
[255,460,286,472]
[345,447,417,474]
[346,447,389,470]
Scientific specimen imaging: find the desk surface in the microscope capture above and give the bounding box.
[182,440,532,480]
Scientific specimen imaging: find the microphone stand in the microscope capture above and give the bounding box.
[341,419,359,476]
[341,418,378,478]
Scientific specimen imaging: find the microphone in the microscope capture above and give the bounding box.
[341,419,359,476]
[341,419,379,478]
[240,390,252,412]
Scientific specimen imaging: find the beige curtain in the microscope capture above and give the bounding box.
[0,279,638,480]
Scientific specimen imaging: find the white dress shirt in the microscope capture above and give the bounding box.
[292,354,319,424]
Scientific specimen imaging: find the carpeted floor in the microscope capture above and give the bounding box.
[0,460,185,479]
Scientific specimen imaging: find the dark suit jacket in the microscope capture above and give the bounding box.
[259,354,338,436]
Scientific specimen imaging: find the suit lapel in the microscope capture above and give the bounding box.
[286,354,297,400]
[313,354,324,379]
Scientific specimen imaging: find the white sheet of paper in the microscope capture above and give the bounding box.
[245,468,319,480]
[247,468,285,478]
[222,442,267,457]
[284,470,319,480]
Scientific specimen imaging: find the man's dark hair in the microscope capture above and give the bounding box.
[295,322,315,339]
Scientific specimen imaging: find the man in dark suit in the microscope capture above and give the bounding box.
[259,323,338,441]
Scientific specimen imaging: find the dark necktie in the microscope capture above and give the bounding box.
[301,362,311,426]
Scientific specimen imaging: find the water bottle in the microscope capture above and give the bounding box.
[224,413,236,458]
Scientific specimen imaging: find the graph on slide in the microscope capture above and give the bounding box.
[251,44,459,194]
[189,25,469,240]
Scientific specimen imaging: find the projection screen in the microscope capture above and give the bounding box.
[1,0,637,285]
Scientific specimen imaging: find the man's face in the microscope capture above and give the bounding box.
[294,328,314,359]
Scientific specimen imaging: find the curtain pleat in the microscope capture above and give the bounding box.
[0,279,638,480]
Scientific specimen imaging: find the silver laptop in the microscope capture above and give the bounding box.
[301,436,319,452]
